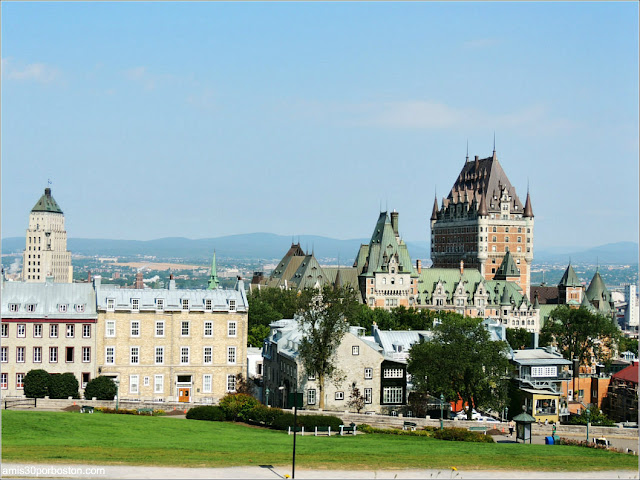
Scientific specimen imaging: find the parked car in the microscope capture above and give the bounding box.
[476,416,500,423]
[455,409,482,420]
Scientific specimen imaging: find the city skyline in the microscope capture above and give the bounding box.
[1,2,638,249]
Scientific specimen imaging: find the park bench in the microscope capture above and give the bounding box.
[403,421,418,431]
[314,426,331,436]
[80,405,94,414]
[339,423,357,436]
[287,426,305,435]
[137,408,154,415]
[468,426,487,435]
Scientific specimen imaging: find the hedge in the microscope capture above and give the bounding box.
[431,427,495,443]
[84,376,117,400]
[218,393,260,421]
[271,413,343,431]
[186,406,227,422]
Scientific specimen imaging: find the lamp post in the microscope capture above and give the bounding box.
[585,407,591,443]
[440,394,445,430]
[114,379,120,412]
[504,406,508,423]
[265,387,270,407]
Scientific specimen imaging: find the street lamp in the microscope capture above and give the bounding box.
[504,406,508,423]
[113,379,120,412]
[440,394,445,430]
[265,387,270,407]
[585,407,591,443]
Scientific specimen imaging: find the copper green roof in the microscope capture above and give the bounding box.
[512,411,536,423]
[31,188,63,214]
[416,268,485,303]
[585,270,613,314]
[558,263,580,287]
[493,250,520,279]
[207,251,220,289]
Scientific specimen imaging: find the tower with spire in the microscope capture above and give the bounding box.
[22,186,73,283]
[430,147,534,298]
[207,252,220,289]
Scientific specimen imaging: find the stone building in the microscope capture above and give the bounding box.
[94,274,248,404]
[430,150,534,298]
[1,277,97,397]
[22,187,73,283]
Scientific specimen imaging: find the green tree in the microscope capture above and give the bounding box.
[48,373,79,399]
[347,386,365,414]
[297,285,360,410]
[407,314,511,420]
[618,337,638,356]
[23,369,50,398]
[540,306,620,367]
[506,327,532,350]
[247,324,271,348]
[247,288,302,348]
[84,376,117,400]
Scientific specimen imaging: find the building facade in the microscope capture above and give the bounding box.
[1,277,97,397]
[22,188,73,283]
[431,151,534,298]
[94,275,248,403]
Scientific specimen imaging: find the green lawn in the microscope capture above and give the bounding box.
[1,410,637,471]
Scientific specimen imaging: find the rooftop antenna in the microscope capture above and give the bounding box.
[47,178,52,186]
[466,139,469,163]
[493,132,496,154]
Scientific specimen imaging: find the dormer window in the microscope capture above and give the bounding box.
[58,304,68,313]
[9,304,19,312]
[182,299,189,310]
[156,298,164,311]
[131,299,140,311]
[229,300,236,312]
[26,304,37,312]
[205,299,212,311]
[107,298,115,311]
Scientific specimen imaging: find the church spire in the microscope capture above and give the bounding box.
[431,194,439,221]
[207,251,220,289]
[523,189,534,218]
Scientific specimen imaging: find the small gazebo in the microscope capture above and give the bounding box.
[513,408,536,444]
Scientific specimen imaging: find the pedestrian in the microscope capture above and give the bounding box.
[508,420,515,437]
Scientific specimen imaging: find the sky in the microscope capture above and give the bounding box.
[1,2,638,250]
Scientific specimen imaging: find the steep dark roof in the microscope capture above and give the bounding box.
[523,191,534,218]
[530,286,559,305]
[31,188,63,214]
[431,196,439,221]
[558,263,581,288]
[493,250,520,280]
[586,270,613,314]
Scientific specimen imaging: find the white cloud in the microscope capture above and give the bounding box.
[2,58,61,83]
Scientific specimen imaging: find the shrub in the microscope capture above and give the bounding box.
[186,406,226,422]
[432,427,494,443]
[357,424,431,436]
[48,373,79,399]
[271,413,343,431]
[246,404,283,426]
[569,407,616,427]
[218,393,261,421]
[95,407,163,416]
[84,376,117,400]
[23,369,50,398]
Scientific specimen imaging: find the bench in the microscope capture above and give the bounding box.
[137,408,154,415]
[403,421,418,431]
[314,426,331,436]
[340,423,357,436]
[468,426,487,435]
[287,426,305,435]
[80,405,94,414]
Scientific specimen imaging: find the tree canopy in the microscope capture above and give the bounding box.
[506,327,533,350]
[540,306,620,367]
[247,287,301,347]
[407,314,511,420]
[351,305,436,332]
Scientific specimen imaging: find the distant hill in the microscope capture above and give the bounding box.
[2,235,635,265]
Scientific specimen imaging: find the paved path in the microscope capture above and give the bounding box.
[1,463,639,479]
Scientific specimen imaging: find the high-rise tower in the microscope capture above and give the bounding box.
[430,150,534,298]
[22,187,73,283]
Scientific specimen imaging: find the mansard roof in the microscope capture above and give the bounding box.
[558,263,581,288]
[1,281,97,319]
[416,268,485,303]
[31,187,63,214]
[493,250,520,279]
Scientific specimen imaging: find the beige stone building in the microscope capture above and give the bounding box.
[1,278,98,398]
[22,187,73,283]
[94,275,248,404]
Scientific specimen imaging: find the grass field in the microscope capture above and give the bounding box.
[2,410,637,471]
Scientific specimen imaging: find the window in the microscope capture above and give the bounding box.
[27,304,36,312]
[107,298,115,311]
[227,374,236,392]
[294,384,313,407]
[34,324,43,338]
[1,324,7,337]
[229,300,236,312]
[204,321,213,337]
[17,324,26,337]
[49,347,58,363]
[1,373,7,389]
[181,321,190,336]
[182,299,189,310]
[203,374,212,393]
[364,368,373,379]
[16,347,25,363]
[493,227,497,232]
[130,347,139,365]
[517,236,522,243]
[82,324,91,338]
[383,386,403,404]
[75,304,85,313]
[106,347,115,364]
[106,320,115,337]
[34,347,42,363]
[531,366,557,377]
[9,303,19,312]
[155,321,164,337]
[131,321,140,337]
[364,388,373,404]
[352,346,360,355]
[154,375,164,394]
[205,299,212,310]
[1,346,7,362]
[181,347,190,364]
[228,321,237,337]
[16,373,25,389]
[131,298,140,311]
[58,304,67,313]
[144,376,150,387]
[82,373,90,389]
[66,324,75,338]
[492,236,497,242]
[492,246,496,252]
[383,368,403,378]
[335,391,344,401]
[65,347,74,363]
[505,236,509,243]
[155,347,164,364]
[308,373,316,381]
[227,346,236,364]
[130,375,139,394]
[204,347,213,364]
[156,298,164,311]
[82,347,91,363]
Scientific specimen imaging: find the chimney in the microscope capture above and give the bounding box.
[391,210,399,236]
[416,259,422,274]
[135,272,144,289]
[87,271,92,283]
[168,273,176,290]
[532,331,539,349]
[93,275,102,288]
[474,155,479,162]
[460,260,464,275]
[45,275,54,286]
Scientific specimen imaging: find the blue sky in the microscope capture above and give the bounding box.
[2,2,638,250]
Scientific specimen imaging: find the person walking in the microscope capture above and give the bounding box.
[508,420,515,438]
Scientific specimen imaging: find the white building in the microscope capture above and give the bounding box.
[624,284,639,332]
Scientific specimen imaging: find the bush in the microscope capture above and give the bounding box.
[432,427,494,443]
[186,406,227,422]
[48,373,79,399]
[84,376,118,400]
[246,404,283,426]
[569,407,616,427]
[23,369,50,398]
[271,413,343,431]
[218,393,261,421]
